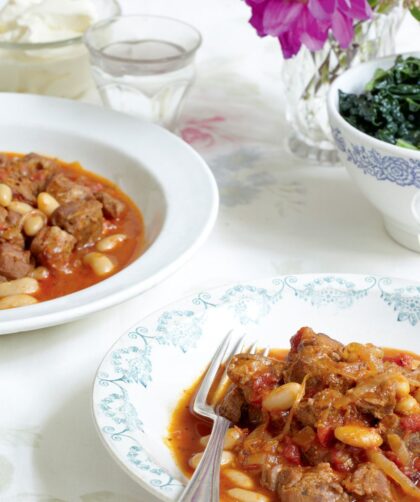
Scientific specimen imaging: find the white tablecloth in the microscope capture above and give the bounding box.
[0,1,419,501]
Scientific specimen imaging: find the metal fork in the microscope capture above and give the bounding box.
[178,330,250,502]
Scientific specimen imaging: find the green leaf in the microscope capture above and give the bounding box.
[396,139,419,151]
[410,5,420,21]
[339,55,420,150]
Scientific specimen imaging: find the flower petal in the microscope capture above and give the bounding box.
[332,9,354,47]
[308,0,336,20]
[338,0,372,19]
[299,7,329,51]
[278,31,302,59]
[263,0,304,36]
[247,1,267,36]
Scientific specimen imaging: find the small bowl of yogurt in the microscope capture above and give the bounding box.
[0,0,121,99]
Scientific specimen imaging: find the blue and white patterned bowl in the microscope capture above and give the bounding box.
[93,274,420,501]
[327,53,420,253]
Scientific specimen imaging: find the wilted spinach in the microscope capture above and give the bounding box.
[339,56,420,150]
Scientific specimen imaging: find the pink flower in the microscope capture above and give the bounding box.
[245,0,372,58]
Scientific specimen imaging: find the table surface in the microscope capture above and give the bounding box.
[1,1,419,501]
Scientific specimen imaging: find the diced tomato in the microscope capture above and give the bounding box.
[331,448,355,473]
[317,426,335,448]
[400,414,420,432]
[283,437,302,465]
[290,330,303,352]
[414,457,420,471]
[383,353,413,367]
[385,451,404,469]
[249,373,278,405]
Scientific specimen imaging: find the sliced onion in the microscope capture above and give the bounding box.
[277,374,308,440]
[367,449,420,499]
[387,433,411,466]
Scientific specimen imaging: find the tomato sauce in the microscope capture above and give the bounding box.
[167,348,420,502]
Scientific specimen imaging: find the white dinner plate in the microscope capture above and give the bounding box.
[92,273,420,501]
[0,93,218,334]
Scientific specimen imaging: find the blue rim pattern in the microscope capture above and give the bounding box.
[332,127,420,188]
[94,274,420,499]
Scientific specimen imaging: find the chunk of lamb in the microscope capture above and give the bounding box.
[218,384,264,426]
[276,463,350,502]
[0,166,39,204]
[0,242,33,279]
[296,388,343,428]
[227,353,285,405]
[219,386,246,423]
[0,209,24,249]
[0,206,6,226]
[51,200,103,246]
[345,371,398,419]
[343,462,393,502]
[284,327,353,394]
[15,153,56,193]
[46,173,93,204]
[31,226,76,270]
[96,191,125,219]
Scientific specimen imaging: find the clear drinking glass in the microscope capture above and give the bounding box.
[84,15,202,130]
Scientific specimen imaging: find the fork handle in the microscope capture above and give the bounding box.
[178,415,230,502]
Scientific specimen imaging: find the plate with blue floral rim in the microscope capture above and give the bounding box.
[92,273,420,500]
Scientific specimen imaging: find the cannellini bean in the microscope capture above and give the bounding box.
[396,395,420,415]
[23,214,45,236]
[8,201,33,215]
[227,488,269,502]
[335,425,383,449]
[0,294,37,309]
[30,267,50,280]
[223,469,254,489]
[200,427,243,450]
[220,451,235,466]
[0,277,39,297]
[0,183,12,207]
[262,382,302,411]
[188,452,203,470]
[393,374,410,398]
[37,192,59,216]
[83,252,115,277]
[188,450,234,470]
[96,234,127,252]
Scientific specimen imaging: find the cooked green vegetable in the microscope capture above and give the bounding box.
[339,56,420,150]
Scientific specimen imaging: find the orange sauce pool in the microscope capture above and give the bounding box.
[167,348,420,502]
[1,152,145,302]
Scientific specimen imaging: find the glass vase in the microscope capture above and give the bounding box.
[281,2,405,164]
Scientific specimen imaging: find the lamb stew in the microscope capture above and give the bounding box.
[168,327,420,501]
[0,152,145,309]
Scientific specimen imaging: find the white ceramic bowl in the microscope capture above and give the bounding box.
[0,93,218,335]
[92,274,420,500]
[327,53,420,253]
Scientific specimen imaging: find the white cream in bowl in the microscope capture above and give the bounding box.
[0,0,119,98]
[0,0,97,43]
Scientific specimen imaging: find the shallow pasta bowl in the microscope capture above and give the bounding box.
[0,93,218,335]
[92,273,420,501]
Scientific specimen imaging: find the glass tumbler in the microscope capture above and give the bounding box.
[84,15,202,130]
